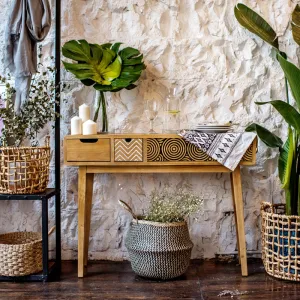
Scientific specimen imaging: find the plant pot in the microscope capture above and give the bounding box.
[125,219,193,280]
[0,138,50,194]
[261,202,300,281]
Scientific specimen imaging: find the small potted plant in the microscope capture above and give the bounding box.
[0,52,66,194]
[62,40,146,133]
[234,4,300,281]
[120,187,203,280]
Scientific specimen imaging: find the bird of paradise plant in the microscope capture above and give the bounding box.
[62,40,146,132]
[234,4,300,215]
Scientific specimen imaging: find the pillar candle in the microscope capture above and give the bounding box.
[83,120,97,135]
[79,104,90,123]
[71,116,82,135]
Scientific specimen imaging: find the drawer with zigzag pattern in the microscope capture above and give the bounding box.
[114,138,143,162]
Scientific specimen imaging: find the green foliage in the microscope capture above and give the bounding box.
[245,123,282,148]
[144,187,203,223]
[235,3,300,215]
[62,40,145,92]
[0,55,67,147]
[255,100,300,132]
[62,40,146,131]
[292,5,300,46]
[234,3,279,49]
[277,54,300,110]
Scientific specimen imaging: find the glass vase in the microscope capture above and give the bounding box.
[94,90,108,133]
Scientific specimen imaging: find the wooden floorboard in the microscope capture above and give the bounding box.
[0,259,299,299]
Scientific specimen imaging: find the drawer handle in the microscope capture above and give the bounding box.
[125,138,132,143]
[80,139,98,143]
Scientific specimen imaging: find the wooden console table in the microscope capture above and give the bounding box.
[64,134,257,278]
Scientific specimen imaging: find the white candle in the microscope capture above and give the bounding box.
[79,104,90,123]
[83,120,97,135]
[71,116,82,135]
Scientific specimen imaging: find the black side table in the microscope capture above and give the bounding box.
[0,188,61,282]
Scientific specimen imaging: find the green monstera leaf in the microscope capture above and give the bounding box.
[93,45,146,92]
[62,40,145,92]
[62,40,122,86]
[234,3,279,49]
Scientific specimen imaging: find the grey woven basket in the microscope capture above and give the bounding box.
[125,219,193,280]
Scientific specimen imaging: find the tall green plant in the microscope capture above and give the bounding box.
[235,3,300,215]
[62,40,146,132]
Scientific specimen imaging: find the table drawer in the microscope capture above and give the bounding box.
[66,139,111,162]
[114,138,143,162]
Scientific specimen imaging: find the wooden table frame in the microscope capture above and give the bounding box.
[64,134,257,278]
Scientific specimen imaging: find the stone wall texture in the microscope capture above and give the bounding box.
[0,0,297,260]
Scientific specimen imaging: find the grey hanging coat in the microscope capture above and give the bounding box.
[5,0,51,114]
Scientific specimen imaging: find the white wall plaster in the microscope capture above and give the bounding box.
[0,0,297,260]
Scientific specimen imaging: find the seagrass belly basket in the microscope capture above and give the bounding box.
[125,219,193,280]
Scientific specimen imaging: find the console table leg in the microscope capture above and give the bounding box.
[231,175,241,264]
[78,166,87,278]
[84,173,94,267]
[230,166,248,276]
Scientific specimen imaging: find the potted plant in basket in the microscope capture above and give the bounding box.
[62,40,146,133]
[0,52,67,194]
[234,3,300,281]
[120,187,203,280]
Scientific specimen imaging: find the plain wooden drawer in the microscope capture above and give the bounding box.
[65,139,111,162]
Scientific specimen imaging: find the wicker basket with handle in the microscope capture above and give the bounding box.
[261,202,300,281]
[0,137,51,194]
[0,226,55,277]
[119,200,193,280]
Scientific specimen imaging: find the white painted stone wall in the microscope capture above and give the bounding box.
[0,0,297,260]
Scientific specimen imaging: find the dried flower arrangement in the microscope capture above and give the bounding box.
[144,187,203,223]
[0,49,67,147]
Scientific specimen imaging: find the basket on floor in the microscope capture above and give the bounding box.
[0,226,55,277]
[125,219,193,280]
[0,137,51,194]
[261,202,300,281]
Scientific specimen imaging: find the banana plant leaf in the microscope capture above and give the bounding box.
[234,3,279,49]
[277,53,300,110]
[292,5,300,46]
[278,129,295,189]
[255,100,300,132]
[246,123,283,148]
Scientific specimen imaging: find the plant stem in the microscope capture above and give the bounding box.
[93,92,101,123]
[100,91,108,132]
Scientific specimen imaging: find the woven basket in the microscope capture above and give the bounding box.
[0,137,50,194]
[0,226,55,277]
[261,202,300,281]
[125,219,193,280]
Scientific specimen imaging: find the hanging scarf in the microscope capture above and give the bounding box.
[5,0,51,114]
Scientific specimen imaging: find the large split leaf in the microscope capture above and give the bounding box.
[277,53,300,110]
[246,123,283,148]
[292,5,300,46]
[93,44,146,92]
[255,100,300,132]
[62,40,122,86]
[234,3,279,49]
[63,41,146,92]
